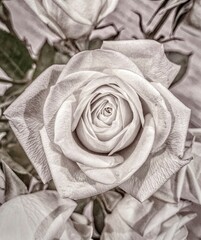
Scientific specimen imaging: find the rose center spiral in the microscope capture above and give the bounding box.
[103,106,112,116]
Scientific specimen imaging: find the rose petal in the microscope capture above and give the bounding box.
[78,114,155,185]
[120,149,191,202]
[155,131,201,205]
[110,69,172,151]
[50,0,92,25]
[73,75,142,154]
[40,113,155,199]
[101,194,194,240]
[54,97,124,168]
[73,75,142,130]
[1,161,28,202]
[43,71,107,144]
[24,0,116,39]
[152,83,191,156]
[57,49,143,82]
[23,0,66,38]
[101,209,141,240]
[0,191,77,240]
[120,82,191,201]
[102,40,180,88]
[40,126,119,199]
[4,65,64,183]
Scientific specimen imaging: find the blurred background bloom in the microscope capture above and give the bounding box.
[101,194,196,240]
[22,0,119,39]
[0,191,93,240]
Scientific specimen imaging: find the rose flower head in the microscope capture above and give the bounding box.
[23,0,119,39]
[4,40,191,201]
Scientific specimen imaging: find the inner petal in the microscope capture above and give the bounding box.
[74,76,143,154]
[94,96,117,126]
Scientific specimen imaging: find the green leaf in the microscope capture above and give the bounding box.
[54,51,70,64]
[33,40,56,79]
[0,29,33,80]
[0,150,29,202]
[165,51,192,87]
[93,198,105,234]
[6,143,33,173]
[74,198,91,214]
[88,38,103,50]
[0,148,45,193]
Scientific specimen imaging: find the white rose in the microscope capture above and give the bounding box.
[101,194,196,240]
[23,0,119,39]
[0,190,92,240]
[5,40,191,201]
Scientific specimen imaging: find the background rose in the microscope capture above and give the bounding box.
[154,128,201,204]
[5,40,191,201]
[101,194,196,240]
[22,0,119,39]
[0,190,92,240]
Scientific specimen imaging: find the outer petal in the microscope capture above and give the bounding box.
[40,126,116,199]
[4,65,65,183]
[155,128,201,204]
[152,83,191,157]
[120,83,191,201]
[57,49,143,82]
[102,40,180,88]
[0,191,77,240]
[39,113,154,199]
[101,195,195,240]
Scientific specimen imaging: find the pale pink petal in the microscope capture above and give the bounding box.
[73,75,143,154]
